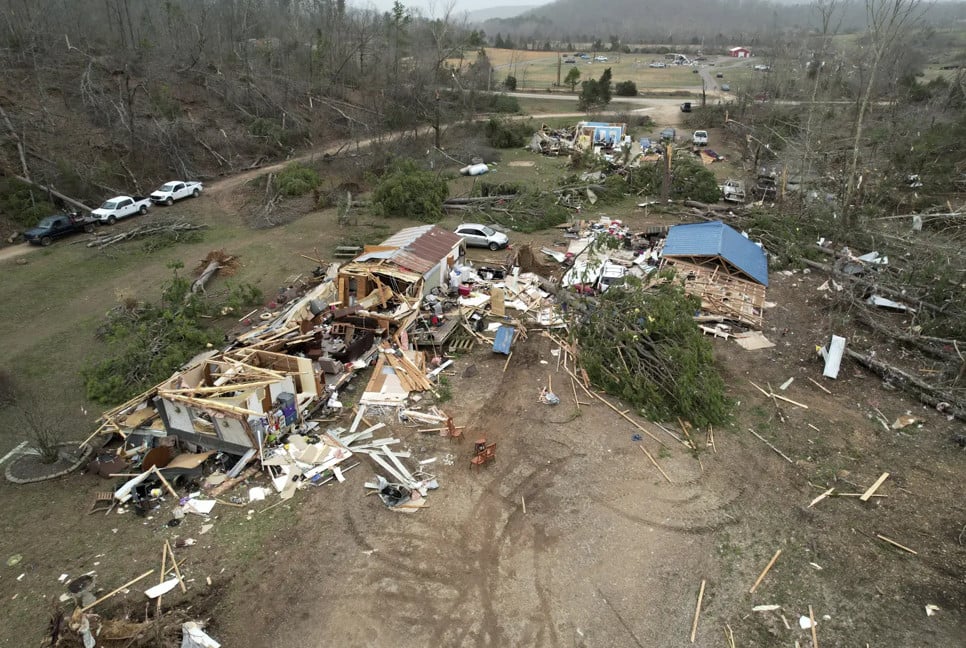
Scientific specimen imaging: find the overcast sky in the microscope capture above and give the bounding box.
[351,0,546,16]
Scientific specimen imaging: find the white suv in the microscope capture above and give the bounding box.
[454,224,509,251]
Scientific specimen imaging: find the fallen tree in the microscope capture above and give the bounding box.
[571,276,731,428]
[85,220,207,249]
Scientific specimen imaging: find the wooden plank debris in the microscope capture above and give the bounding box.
[859,472,890,502]
[808,488,835,509]
[748,428,795,465]
[876,534,918,555]
[639,445,672,484]
[164,540,187,593]
[807,376,832,395]
[690,579,706,643]
[808,605,819,648]
[749,549,782,593]
[80,570,155,612]
[749,380,809,409]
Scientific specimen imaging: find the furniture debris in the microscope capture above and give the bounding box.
[471,439,496,470]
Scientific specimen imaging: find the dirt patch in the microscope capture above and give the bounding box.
[208,271,964,648]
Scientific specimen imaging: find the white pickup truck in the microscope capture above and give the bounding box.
[150,180,203,206]
[91,196,151,224]
[692,130,709,147]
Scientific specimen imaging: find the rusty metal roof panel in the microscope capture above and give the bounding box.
[407,226,462,264]
[390,250,434,274]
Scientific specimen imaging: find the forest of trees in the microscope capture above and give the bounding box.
[0,0,962,225]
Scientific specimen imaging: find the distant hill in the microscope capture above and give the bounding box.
[465,5,541,22]
[481,0,966,44]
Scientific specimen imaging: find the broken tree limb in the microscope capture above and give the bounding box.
[13,174,93,212]
[86,221,208,249]
[844,349,966,422]
[801,258,946,314]
[748,428,795,465]
[192,260,221,294]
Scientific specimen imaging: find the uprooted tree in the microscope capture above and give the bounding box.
[84,262,262,405]
[572,276,731,428]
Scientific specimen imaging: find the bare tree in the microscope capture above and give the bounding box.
[843,0,925,223]
[800,0,849,207]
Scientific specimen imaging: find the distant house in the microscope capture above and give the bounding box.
[661,221,768,328]
[728,47,751,58]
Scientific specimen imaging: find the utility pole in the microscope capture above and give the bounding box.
[556,50,561,88]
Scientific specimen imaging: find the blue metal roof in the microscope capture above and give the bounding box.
[661,221,768,286]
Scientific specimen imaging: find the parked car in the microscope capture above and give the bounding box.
[715,72,724,78]
[150,180,203,206]
[692,130,709,147]
[753,64,771,71]
[597,262,627,292]
[23,212,96,246]
[660,127,676,141]
[648,61,666,68]
[680,102,692,113]
[454,224,509,251]
[721,84,731,92]
[720,179,746,203]
[594,56,608,62]
[92,195,151,225]
[563,58,576,64]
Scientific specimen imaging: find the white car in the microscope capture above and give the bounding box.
[692,130,709,147]
[649,62,666,68]
[594,56,608,62]
[454,224,509,251]
[150,180,203,205]
[91,196,151,224]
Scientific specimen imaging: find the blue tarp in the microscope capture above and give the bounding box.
[492,325,515,355]
[661,221,768,286]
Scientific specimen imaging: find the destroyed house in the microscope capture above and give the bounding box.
[661,221,768,328]
[337,225,464,309]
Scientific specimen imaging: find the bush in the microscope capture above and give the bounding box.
[485,93,520,113]
[483,117,533,148]
[504,75,517,91]
[275,163,321,196]
[615,80,638,96]
[372,160,449,223]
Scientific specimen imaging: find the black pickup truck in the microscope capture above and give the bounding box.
[23,212,96,246]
